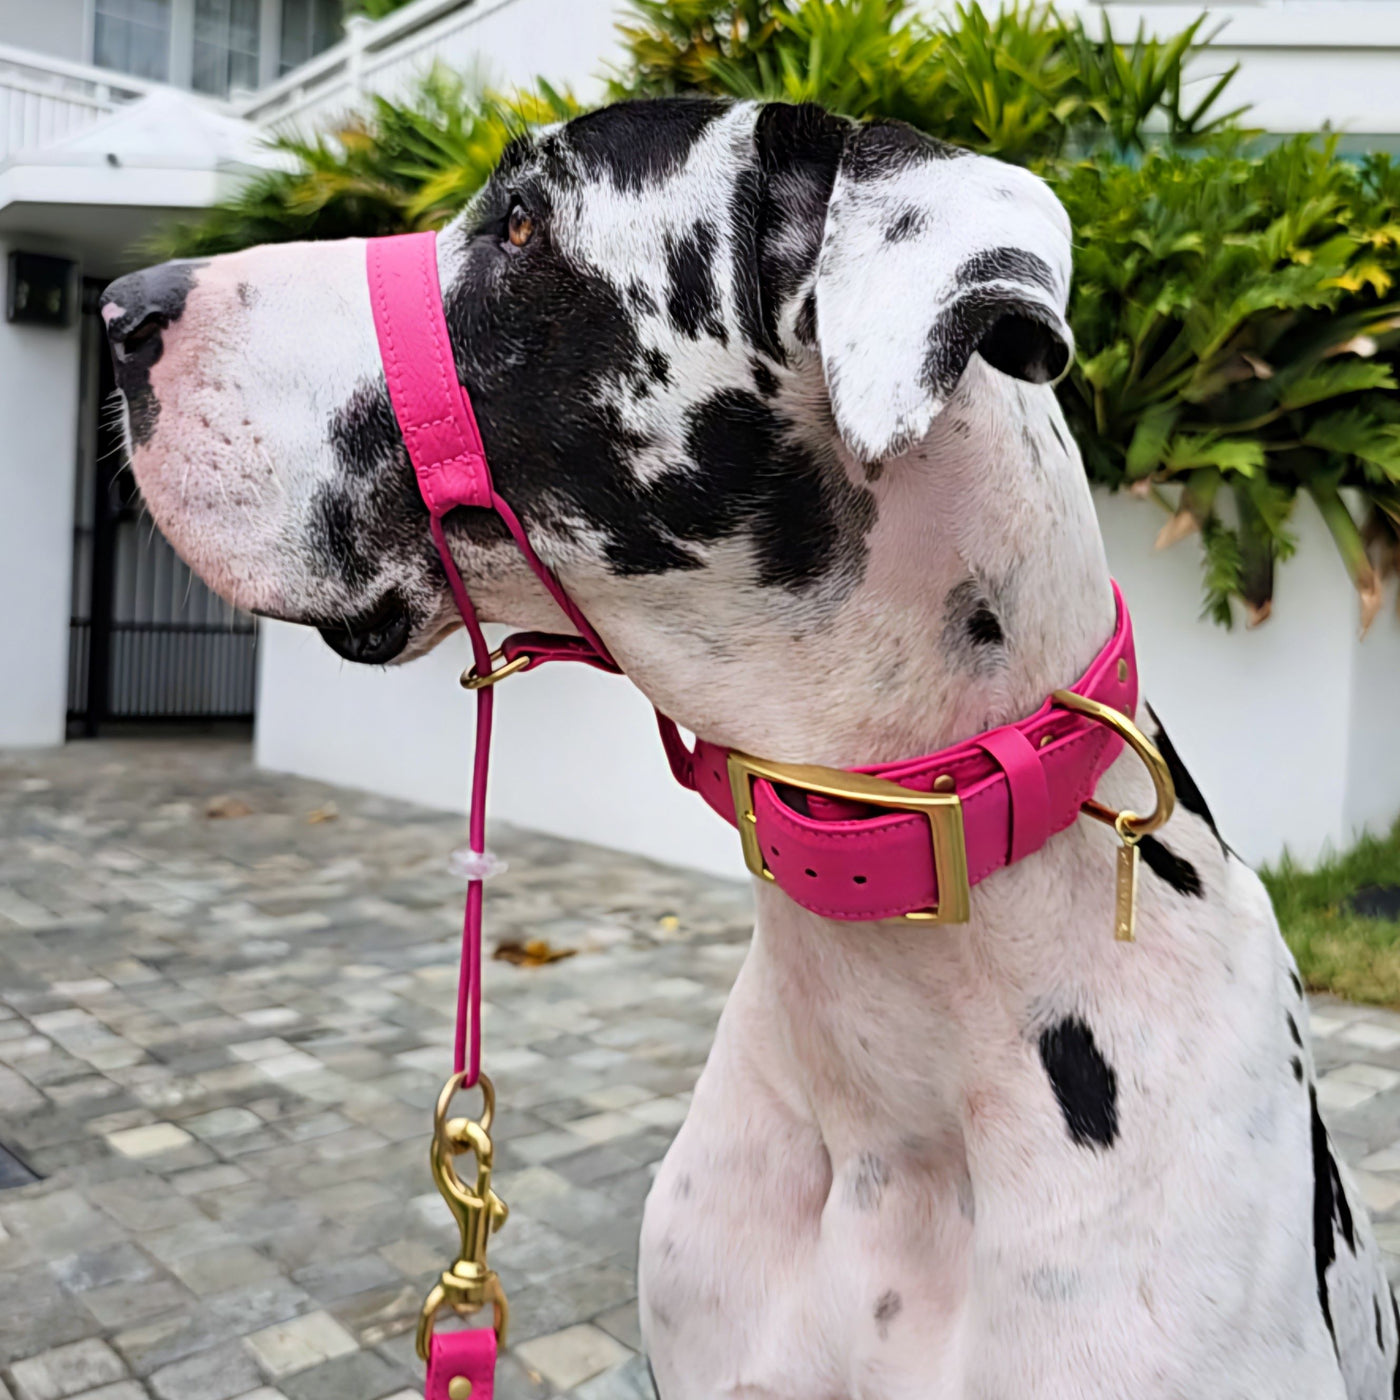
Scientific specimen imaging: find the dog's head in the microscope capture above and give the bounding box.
[103,99,1072,707]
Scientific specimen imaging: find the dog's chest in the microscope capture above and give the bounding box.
[640,828,1346,1400]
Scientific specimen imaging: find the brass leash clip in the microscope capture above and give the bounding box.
[416,1071,510,1361]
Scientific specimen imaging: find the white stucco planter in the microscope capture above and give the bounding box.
[254,489,1400,876]
[1099,489,1400,867]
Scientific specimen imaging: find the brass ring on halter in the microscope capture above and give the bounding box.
[1051,689,1176,841]
[461,650,532,690]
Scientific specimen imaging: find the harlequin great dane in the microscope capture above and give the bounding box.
[102,98,1397,1398]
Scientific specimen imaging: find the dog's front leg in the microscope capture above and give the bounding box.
[638,956,841,1400]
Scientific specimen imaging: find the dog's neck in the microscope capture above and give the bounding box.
[579,361,1115,770]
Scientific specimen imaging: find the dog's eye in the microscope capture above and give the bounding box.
[507,204,535,248]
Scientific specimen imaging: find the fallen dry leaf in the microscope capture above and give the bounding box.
[205,794,252,819]
[492,938,577,968]
[306,802,339,824]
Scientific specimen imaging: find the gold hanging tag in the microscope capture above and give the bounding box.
[1113,813,1140,943]
[416,1072,510,1360]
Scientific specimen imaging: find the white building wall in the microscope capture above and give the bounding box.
[0,235,81,746]
[0,2,87,67]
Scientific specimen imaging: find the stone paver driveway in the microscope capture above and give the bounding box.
[1,737,1400,1400]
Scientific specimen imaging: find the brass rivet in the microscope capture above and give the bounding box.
[933,774,955,792]
[1039,734,1054,748]
[1117,658,1129,682]
[449,1379,473,1400]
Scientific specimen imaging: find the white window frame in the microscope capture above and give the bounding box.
[86,0,290,94]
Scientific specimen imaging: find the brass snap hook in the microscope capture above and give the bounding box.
[416,1072,510,1360]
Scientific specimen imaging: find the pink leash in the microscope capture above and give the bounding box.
[367,230,1171,1394]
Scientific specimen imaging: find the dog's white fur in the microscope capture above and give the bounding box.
[108,99,1396,1399]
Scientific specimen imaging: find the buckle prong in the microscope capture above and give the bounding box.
[725,752,971,924]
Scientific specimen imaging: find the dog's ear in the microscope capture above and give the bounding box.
[813,122,1074,463]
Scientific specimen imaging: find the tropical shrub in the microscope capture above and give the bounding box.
[1060,141,1400,626]
[157,0,1400,627]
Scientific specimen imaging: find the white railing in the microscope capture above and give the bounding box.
[237,0,515,134]
[0,42,155,167]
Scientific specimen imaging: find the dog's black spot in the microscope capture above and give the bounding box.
[874,1289,902,1338]
[629,279,659,316]
[1138,835,1203,898]
[1146,705,1226,853]
[1312,1087,1339,1349]
[795,290,817,346]
[846,1153,890,1212]
[1288,1013,1303,1048]
[1048,416,1068,454]
[966,605,1004,647]
[1039,1017,1118,1150]
[1311,1085,1359,1355]
[957,246,1057,296]
[328,380,406,481]
[752,361,778,398]
[1292,1056,1305,1083]
[236,280,258,308]
[680,388,873,590]
[564,97,727,192]
[1378,1297,1386,1351]
[666,221,726,343]
[308,486,378,593]
[643,348,671,386]
[942,580,1007,674]
[886,206,923,242]
[841,118,965,181]
[646,1355,660,1400]
[1290,968,1305,999]
[736,103,847,361]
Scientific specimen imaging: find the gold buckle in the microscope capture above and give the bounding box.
[725,752,971,924]
[416,1072,510,1360]
[460,649,531,691]
[1050,690,1175,838]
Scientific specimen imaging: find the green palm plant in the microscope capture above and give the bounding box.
[1059,138,1400,625]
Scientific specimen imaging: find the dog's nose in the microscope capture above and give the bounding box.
[101,261,198,363]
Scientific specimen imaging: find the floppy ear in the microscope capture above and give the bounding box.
[814,122,1074,463]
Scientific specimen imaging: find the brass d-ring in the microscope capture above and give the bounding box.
[460,650,531,691]
[1051,689,1175,840]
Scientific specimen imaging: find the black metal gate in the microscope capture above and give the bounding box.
[68,280,257,733]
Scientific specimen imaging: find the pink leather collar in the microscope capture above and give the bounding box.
[367,229,1138,1387]
[688,585,1136,921]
